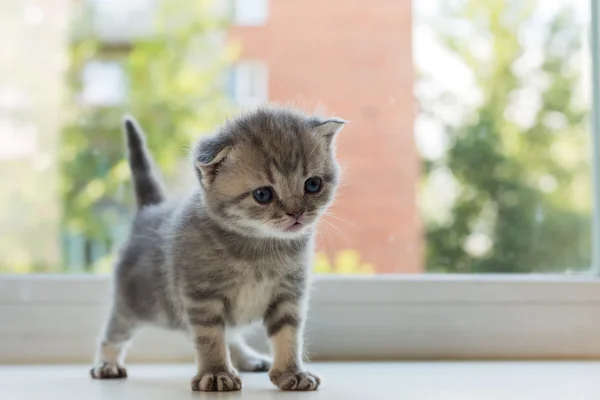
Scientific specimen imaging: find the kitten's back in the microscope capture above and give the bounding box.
[112,200,181,323]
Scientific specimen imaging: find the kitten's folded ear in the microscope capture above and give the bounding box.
[194,135,233,185]
[312,118,346,147]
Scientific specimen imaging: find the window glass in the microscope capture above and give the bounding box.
[0,0,592,274]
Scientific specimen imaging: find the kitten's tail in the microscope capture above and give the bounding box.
[123,115,166,209]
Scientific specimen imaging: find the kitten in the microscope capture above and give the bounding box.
[90,106,345,392]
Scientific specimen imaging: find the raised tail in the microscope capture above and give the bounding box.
[123,115,166,209]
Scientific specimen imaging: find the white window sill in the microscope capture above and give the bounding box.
[1,274,599,363]
[2,362,600,399]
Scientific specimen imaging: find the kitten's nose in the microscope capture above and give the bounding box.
[286,210,304,220]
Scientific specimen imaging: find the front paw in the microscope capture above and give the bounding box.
[191,371,242,392]
[269,370,321,391]
[90,362,127,379]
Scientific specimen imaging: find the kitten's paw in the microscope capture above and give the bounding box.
[236,355,272,372]
[90,362,128,379]
[191,371,242,392]
[269,370,321,391]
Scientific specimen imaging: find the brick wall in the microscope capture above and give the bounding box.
[230,0,422,273]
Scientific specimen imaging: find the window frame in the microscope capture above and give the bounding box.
[2,274,600,363]
[591,0,600,273]
[2,2,600,364]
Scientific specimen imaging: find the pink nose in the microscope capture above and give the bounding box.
[286,211,304,220]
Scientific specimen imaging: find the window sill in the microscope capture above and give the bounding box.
[3,361,600,399]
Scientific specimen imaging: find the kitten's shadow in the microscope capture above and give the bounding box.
[189,391,242,399]
[106,378,319,399]
[189,390,319,399]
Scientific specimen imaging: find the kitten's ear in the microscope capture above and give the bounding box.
[312,118,346,146]
[194,135,232,185]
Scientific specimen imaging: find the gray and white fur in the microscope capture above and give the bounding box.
[90,106,345,392]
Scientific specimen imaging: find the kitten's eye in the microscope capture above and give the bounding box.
[304,177,323,194]
[252,187,274,204]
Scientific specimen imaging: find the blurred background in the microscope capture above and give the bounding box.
[0,0,592,274]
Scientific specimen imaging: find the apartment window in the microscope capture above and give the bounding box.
[229,61,269,107]
[88,0,155,42]
[233,0,268,26]
[81,60,127,106]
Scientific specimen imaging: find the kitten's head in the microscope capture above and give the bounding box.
[193,106,345,239]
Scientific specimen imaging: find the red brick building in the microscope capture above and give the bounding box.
[53,0,421,273]
[230,0,421,273]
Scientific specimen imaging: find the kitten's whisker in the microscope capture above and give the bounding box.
[316,222,334,245]
[320,218,350,245]
[323,212,358,228]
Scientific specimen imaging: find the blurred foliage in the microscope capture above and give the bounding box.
[314,250,375,275]
[60,0,234,270]
[423,0,591,272]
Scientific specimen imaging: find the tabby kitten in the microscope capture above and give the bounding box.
[90,106,345,392]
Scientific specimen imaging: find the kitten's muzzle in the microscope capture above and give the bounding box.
[286,210,305,220]
[284,221,304,232]
[282,211,307,232]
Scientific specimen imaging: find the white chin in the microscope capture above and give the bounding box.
[265,227,308,239]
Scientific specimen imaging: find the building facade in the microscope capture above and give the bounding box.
[230,0,421,273]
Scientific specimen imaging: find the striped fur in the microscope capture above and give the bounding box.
[90,106,344,392]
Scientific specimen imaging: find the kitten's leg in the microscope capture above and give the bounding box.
[228,332,272,372]
[263,295,320,391]
[90,312,135,379]
[187,301,242,392]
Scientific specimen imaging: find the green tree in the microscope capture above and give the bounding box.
[60,0,233,271]
[423,0,591,273]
